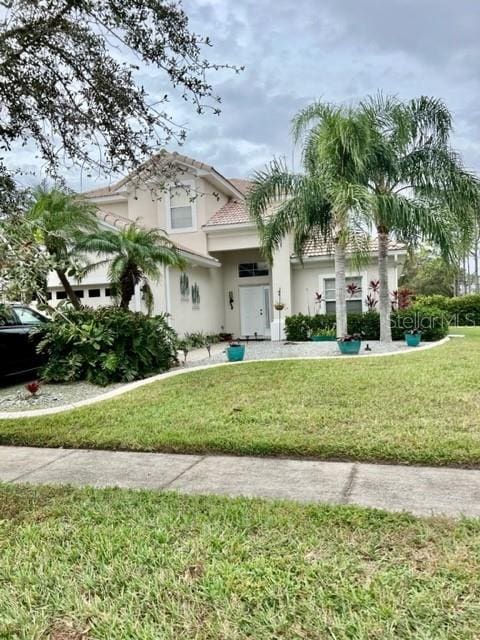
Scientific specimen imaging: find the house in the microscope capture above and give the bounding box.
[47,152,407,339]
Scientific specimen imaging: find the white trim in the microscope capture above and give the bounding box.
[203,222,255,232]
[165,180,198,234]
[177,250,221,269]
[87,194,127,205]
[321,273,364,314]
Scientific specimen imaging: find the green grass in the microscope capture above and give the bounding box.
[2,483,480,639]
[1,329,480,466]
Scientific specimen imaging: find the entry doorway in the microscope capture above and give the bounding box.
[239,285,271,337]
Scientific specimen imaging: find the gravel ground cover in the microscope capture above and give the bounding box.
[184,338,412,368]
[0,380,123,412]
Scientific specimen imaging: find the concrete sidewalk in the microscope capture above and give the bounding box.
[1,445,479,518]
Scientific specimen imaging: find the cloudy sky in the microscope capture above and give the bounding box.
[179,0,480,180]
[8,0,480,190]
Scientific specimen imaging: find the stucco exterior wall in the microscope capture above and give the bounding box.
[97,200,129,218]
[167,265,224,336]
[207,227,260,252]
[291,256,400,315]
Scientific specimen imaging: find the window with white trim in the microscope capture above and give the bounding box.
[168,184,194,231]
[324,276,363,314]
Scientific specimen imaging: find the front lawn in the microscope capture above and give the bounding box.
[0,329,479,466]
[1,483,480,639]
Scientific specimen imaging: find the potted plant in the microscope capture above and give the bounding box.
[405,329,422,347]
[337,333,362,355]
[311,326,336,342]
[226,339,245,362]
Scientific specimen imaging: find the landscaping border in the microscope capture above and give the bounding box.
[0,337,450,419]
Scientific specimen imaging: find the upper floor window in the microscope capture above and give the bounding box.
[168,184,196,232]
[238,262,269,278]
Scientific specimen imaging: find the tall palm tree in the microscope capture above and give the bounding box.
[279,95,479,341]
[27,186,99,309]
[358,94,480,341]
[248,103,371,337]
[78,223,186,312]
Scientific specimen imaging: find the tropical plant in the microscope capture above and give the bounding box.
[78,223,186,312]
[390,287,414,311]
[365,293,378,310]
[337,333,362,342]
[282,95,479,342]
[248,103,372,337]
[26,186,99,309]
[36,307,178,385]
[346,282,361,297]
[358,94,480,341]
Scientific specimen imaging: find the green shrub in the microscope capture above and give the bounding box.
[36,307,178,385]
[285,313,336,341]
[184,331,206,348]
[347,311,380,340]
[285,308,448,342]
[391,304,449,341]
[416,293,480,326]
[414,294,450,310]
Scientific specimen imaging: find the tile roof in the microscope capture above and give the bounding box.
[205,199,251,226]
[297,232,407,258]
[227,178,252,195]
[82,182,125,199]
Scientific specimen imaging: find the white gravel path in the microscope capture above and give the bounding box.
[184,339,412,368]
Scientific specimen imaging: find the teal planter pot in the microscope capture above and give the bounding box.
[338,340,361,355]
[312,336,337,342]
[226,344,245,362]
[405,333,421,347]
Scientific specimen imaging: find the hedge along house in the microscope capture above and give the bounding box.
[47,152,408,339]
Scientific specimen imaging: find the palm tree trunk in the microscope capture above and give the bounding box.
[475,242,479,293]
[55,268,81,310]
[120,269,136,310]
[377,227,392,343]
[334,240,347,338]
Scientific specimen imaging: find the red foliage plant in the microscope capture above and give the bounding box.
[25,380,40,396]
[365,293,378,310]
[346,282,361,297]
[391,287,413,310]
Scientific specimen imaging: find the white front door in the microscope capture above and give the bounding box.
[239,286,271,337]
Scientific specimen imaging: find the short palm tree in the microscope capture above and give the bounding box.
[78,224,186,312]
[248,103,372,337]
[27,186,99,309]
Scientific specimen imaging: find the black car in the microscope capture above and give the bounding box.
[0,304,49,382]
